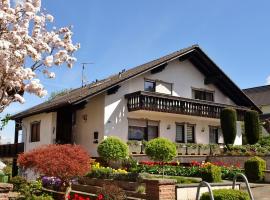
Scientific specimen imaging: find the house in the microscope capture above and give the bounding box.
[10,45,260,158]
[243,85,270,134]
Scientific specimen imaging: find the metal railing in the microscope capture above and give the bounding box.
[195,181,214,200]
[232,173,254,200]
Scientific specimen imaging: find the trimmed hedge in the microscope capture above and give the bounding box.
[220,108,237,145]
[145,137,177,162]
[245,110,260,144]
[201,165,222,183]
[97,136,128,163]
[244,156,266,182]
[200,189,250,200]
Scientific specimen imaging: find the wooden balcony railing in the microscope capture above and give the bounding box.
[0,143,24,157]
[125,91,249,120]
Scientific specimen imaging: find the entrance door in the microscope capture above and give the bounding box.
[56,107,73,144]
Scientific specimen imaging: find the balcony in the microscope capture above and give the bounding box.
[0,143,24,157]
[125,91,249,120]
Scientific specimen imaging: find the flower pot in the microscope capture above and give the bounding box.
[0,175,8,183]
[187,147,198,155]
[210,146,221,155]
[200,147,210,155]
[177,147,187,155]
[128,144,141,154]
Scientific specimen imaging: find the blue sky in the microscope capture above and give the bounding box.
[1,0,270,143]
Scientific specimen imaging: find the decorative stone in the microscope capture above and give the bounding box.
[0,183,13,193]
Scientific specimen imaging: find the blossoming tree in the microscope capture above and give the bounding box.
[0,0,79,112]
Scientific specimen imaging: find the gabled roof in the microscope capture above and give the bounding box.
[243,85,270,106]
[11,45,261,120]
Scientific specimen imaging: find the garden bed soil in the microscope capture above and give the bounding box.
[78,177,145,192]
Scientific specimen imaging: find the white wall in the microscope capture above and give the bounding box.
[104,59,239,143]
[128,111,222,144]
[22,112,56,152]
[130,60,236,105]
[73,95,105,157]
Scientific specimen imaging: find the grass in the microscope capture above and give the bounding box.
[140,173,200,184]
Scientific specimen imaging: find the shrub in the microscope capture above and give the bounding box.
[244,156,266,182]
[245,110,260,144]
[258,136,270,147]
[9,176,27,191]
[17,144,90,185]
[220,108,237,146]
[200,189,250,200]
[97,137,128,163]
[98,184,126,200]
[145,138,177,162]
[200,164,222,183]
[2,165,12,176]
[31,195,54,200]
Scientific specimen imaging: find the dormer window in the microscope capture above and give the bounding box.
[192,89,214,102]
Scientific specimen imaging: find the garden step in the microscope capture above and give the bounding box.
[0,183,13,193]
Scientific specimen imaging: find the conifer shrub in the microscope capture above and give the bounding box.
[220,108,237,146]
[244,156,266,182]
[245,110,260,144]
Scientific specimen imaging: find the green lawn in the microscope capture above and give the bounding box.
[140,173,200,184]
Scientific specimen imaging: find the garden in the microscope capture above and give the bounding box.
[0,108,269,200]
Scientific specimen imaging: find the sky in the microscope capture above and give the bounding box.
[1,0,270,143]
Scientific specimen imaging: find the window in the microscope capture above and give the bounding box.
[144,80,156,92]
[187,124,195,143]
[30,121,40,142]
[128,119,159,141]
[144,79,172,95]
[209,126,220,144]
[176,124,185,143]
[192,89,214,102]
[128,126,145,140]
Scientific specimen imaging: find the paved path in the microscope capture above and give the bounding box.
[251,185,270,200]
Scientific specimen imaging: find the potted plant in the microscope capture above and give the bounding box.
[0,171,8,183]
[127,140,141,154]
[176,143,187,155]
[210,144,220,155]
[199,144,210,155]
[187,143,198,155]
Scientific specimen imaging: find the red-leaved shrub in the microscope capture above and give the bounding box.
[17,144,91,184]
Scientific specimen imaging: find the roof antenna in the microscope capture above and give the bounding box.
[81,62,94,87]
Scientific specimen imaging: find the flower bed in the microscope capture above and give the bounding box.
[135,161,242,180]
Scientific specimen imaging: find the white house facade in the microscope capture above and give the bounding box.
[10,45,260,157]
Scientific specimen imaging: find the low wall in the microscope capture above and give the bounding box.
[76,177,178,200]
[176,182,240,200]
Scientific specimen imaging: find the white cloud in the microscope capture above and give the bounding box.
[266,75,270,85]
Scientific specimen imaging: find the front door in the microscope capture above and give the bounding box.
[56,107,73,144]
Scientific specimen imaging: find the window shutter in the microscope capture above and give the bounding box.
[176,124,184,143]
[187,125,195,143]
